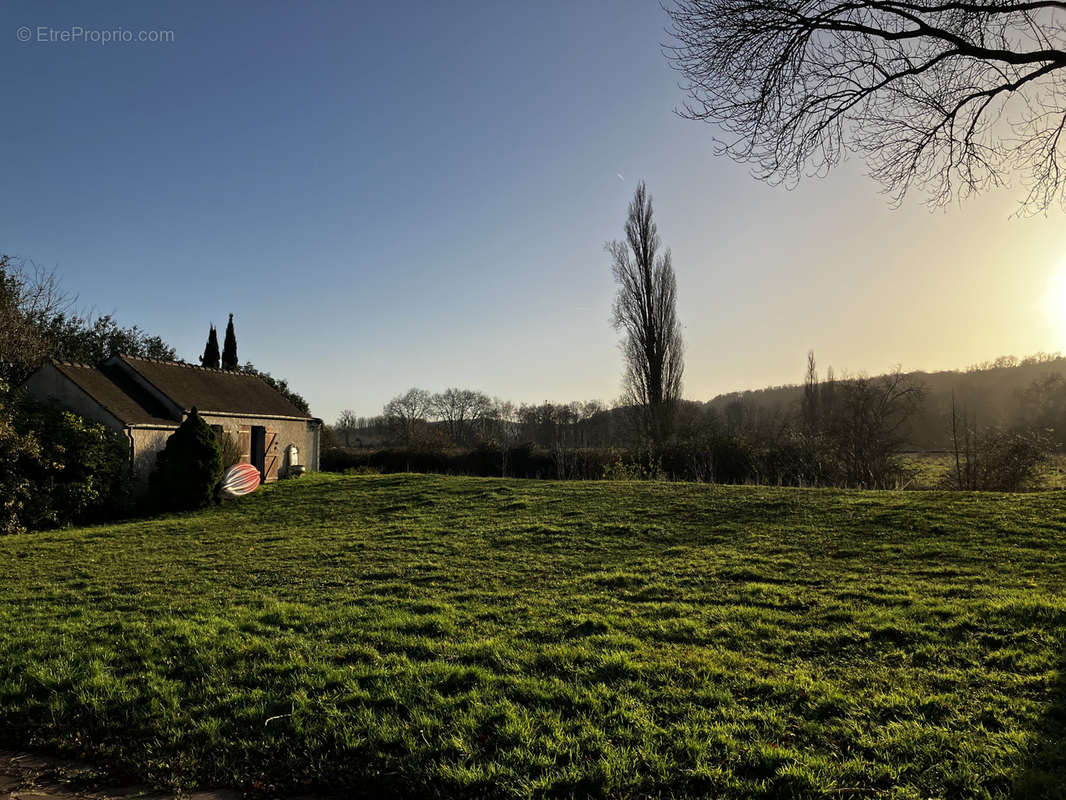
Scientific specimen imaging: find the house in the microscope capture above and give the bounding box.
[22,355,322,481]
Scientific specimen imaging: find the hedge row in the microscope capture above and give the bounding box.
[320,442,765,484]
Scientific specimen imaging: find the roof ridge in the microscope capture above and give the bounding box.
[51,358,99,369]
[118,353,251,375]
[46,358,179,426]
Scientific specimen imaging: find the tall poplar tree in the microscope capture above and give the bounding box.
[607,182,684,448]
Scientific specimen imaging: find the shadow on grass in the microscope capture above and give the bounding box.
[1013,646,1066,799]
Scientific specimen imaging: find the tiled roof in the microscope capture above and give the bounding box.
[51,362,178,427]
[116,356,310,419]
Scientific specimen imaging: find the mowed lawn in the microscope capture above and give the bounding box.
[1,475,1065,799]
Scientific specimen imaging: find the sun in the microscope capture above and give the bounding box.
[1044,261,1066,343]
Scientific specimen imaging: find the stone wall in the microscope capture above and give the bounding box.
[199,413,318,477]
[129,427,175,478]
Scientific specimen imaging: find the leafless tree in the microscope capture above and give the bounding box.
[383,388,433,446]
[335,409,359,447]
[477,398,523,476]
[802,350,820,431]
[950,390,981,487]
[0,255,73,387]
[665,0,1066,212]
[608,182,685,447]
[487,399,521,442]
[948,391,1050,489]
[430,388,492,445]
[821,365,837,423]
[829,368,926,486]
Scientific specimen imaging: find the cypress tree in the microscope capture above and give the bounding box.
[221,313,238,371]
[200,325,220,369]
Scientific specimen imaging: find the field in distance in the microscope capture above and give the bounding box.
[902,452,1066,491]
[1,474,1064,798]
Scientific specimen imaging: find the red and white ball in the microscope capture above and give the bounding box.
[220,463,261,498]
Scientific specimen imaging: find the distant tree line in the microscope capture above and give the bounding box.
[966,353,1063,372]
[711,352,1066,451]
[324,349,1065,490]
[334,390,618,454]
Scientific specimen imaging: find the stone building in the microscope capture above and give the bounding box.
[22,355,322,481]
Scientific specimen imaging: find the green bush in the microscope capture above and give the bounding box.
[16,398,131,527]
[0,404,40,535]
[0,391,131,534]
[148,408,223,512]
[602,457,663,481]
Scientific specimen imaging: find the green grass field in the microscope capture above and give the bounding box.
[1,474,1064,799]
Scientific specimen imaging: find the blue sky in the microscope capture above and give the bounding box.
[5,1,1066,422]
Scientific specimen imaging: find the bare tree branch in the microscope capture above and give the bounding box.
[664,0,1066,211]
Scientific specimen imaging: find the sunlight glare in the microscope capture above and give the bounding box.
[1044,260,1066,345]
